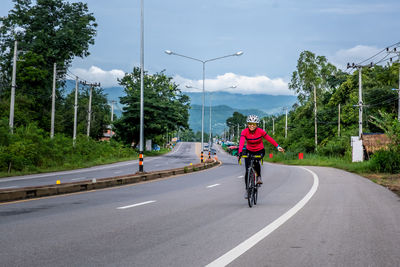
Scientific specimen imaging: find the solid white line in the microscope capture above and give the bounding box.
[0,186,17,189]
[117,200,156,210]
[206,166,319,267]
[207,184,220,188]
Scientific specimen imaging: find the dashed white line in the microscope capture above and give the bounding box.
[207,184,220,188]
[238,175,244,179]
[71,177,86,181]
[117,200,156,210]
[206,166,319,267]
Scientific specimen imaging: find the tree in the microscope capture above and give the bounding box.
[226,111,246,130]
[0,0,97,131]
[289,51,338,104]
[114,67,190,147]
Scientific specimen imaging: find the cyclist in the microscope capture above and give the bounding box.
[238,115,284,197]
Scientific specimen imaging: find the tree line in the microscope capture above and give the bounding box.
[225,50,400,172]
[0,0,191,173]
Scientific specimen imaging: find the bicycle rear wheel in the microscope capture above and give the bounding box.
[247,168,256,208]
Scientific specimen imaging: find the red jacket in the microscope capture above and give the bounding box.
[238,127,278,153]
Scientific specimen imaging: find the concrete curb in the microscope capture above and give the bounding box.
[0,160,221,203]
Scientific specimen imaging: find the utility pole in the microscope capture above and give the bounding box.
[50,63,57,138]
[347,62,373,138]
[272,117,275,135]
[237,123,239,143]
[387,47,400,121]
[80,81,100,137]
[73,76,79,147]
[9,40,17,134]
[338,103,341,137]
[110,100,116,122]
[110,100,116,139]
[313,84,318,150]
[284,108,288,138]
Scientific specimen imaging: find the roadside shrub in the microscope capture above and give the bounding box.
[0,123,137,174]
[370,150,400,173]
[318,137,349,157]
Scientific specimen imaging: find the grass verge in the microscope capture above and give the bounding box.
[264,152,400,196]
[0,148,171,178]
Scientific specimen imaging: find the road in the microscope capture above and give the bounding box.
[0,143,399,266]
[0,142,199,189]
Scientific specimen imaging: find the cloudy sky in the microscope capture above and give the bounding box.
[1,0,399,94]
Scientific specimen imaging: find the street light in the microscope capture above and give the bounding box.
[165,50,243,162]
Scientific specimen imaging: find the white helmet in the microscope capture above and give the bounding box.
[246,114,260,124]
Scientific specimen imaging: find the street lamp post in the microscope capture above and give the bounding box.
[165,50,243,162]
[139,0,144,172]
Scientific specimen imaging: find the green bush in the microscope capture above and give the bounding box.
[0,122,137,174]
[318,137,349,157]
[370,150,400,173]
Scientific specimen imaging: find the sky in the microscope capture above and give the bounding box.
[1,0,399,95]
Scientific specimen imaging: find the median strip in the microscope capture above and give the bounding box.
[0,160,221,203]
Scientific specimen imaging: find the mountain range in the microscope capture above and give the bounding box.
[63,80,297,134]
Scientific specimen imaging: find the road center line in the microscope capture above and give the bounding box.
[206,166,319,267]
[117,200,156,210]
[71,177,86,181]
[207,184,220,188]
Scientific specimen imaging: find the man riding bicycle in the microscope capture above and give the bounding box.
[238,115,284,197]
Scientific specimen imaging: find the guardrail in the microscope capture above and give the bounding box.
[0,160,220,203]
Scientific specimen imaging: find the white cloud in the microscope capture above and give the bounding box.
[173,73,293,95]
[328,45,382,70]
[71,66,125,87]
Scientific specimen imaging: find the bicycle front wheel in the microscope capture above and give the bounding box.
[247,168,256,208]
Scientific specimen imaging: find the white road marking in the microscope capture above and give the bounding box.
[0,158,159,183]
[238,175,244,179]
[117,200,156,210]
[114,171,123,174]
[207,184,220,188]
[206,166,319,267]
[71,177,86,181]
[0,186,17,190]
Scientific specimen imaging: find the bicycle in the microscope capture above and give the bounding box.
[239,154,263,208]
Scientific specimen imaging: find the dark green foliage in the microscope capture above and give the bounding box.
[370,150,400,173]
[0,0,98,132]
[261,51,400,173]
[317,137,349,157]
[114,67,190,147]
[0,122,136,173]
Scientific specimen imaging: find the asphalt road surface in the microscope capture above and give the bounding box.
[0,143,399,266]
[0,142,199,189]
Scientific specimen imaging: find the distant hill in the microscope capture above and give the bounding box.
[63,80,297,134]
[185,92,297,114]
[189,104,269,134]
